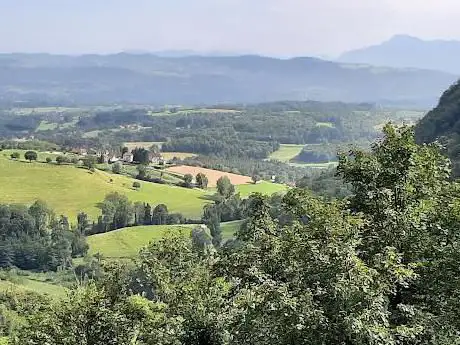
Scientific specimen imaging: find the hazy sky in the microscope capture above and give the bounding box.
[2,0,460,57]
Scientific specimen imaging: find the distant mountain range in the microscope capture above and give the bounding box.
[339,35,460,74]
[122,50,251,57]
[0,53,457,107]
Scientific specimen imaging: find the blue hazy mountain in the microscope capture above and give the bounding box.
[339,35,460,74]
[0,53,456,107]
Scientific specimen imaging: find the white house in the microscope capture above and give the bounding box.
[108,155,119,163]
[122,152,134,163]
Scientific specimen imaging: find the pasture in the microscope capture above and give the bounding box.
[88,221,245,258]
[269,144,305,162]
[88,224,194,258]
[236,181,288,197]
[161,152,197,160]
[0,154,210,221]
[124,141,163,151]
[221,220,244,239]
[35,120,59,131]
[0,277,67,298]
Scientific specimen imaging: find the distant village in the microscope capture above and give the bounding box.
[70,147,166,165]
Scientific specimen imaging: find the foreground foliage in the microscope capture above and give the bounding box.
[12,125,460,344]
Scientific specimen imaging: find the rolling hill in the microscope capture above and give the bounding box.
[87,224,194,258]
[88,221,245,258]
[0,53,456,107]
[0,152,287,221]
[0,153,210,220]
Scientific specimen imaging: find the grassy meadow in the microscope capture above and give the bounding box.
[0,149,287,227]
[88,224,194,258]
[236,181,288,197]
[0,277,67,298]
[221,220,244,240]
[124,141,164,151]
[269,144,305,162]
[88,220,245,258]
[0,153,210,220]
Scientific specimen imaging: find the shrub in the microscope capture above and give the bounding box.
[112,161,123,174]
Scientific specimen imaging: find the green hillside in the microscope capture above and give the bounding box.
[236,181,288,197]
[88,224,194,258]
[0,278,67,298]
[269,144,305,162]
[0,154,210,220]
[88,221,245,258]
[415,80,460,175]
[221,220,244,240]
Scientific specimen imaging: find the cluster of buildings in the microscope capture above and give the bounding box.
[118,151,164,165]
[70,148,165,165]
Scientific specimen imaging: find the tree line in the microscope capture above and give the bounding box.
[86,193,191,236]
[0,201,87,272]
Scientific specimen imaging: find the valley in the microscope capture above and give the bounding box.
[2,24,460,344]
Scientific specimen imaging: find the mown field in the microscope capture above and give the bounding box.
[88,221,245,258]
[221,220,244,239]
[161,152,197,160]
[236,181,288,196]
[88,224,195,258]
[0,153,210,220]
[269,144,305,162]
[0,277,67,298]
[124,141,163,151]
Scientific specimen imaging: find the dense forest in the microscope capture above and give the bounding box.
[0,201,87,271]
[5,125,460,344]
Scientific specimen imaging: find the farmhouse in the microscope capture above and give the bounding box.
[122,152,134,163]
[71,148,87,156]
[108,155,119,163]
[150,152,164,165]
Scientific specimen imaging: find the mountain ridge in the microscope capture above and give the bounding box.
[339,35,460,74]
[0,53,457,107]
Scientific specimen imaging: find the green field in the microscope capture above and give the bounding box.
[288,162,338,169]
[82,130,102,138]
[35,120,59,131]
[221,220,244,240]
[0,154,210,221]
[236,181,288,197]
[1,149,64,162]
[88,221,244,258]
[124,141,163,151]
[269,144,305,162]
[0,278,67,298]
[315,122,334,128]
[88,224,194,258]
[148,108,241,116]
[161,152,197,160]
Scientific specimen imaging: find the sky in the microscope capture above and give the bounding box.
[2,0,460,57]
